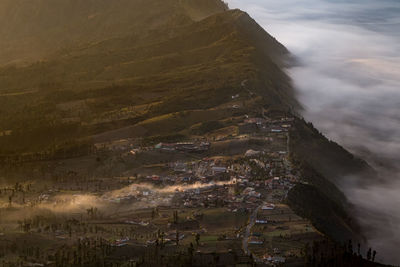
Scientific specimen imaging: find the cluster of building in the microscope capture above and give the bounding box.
[134,118,300,211]
[154,142,210,152]
[240,116,294,135]
[94,139,211,158]
[169,154,298,213]
[173,183,262,212]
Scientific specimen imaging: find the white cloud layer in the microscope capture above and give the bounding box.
[226,0,400,264]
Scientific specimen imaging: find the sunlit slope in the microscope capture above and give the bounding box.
[0,0,228,66]
[0,7,298,154]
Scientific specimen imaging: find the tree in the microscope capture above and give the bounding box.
[367,248,372,261]
[173,211,179,224]
[348,240,353,254]
[160,231,165,249]
[176,231,180,246]
[188,243,194,258]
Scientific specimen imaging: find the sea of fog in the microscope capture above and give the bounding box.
[226,0,400,264]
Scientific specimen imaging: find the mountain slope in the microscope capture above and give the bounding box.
[0,0,228,66]
[0,7,298,155]
[0,0,375,253]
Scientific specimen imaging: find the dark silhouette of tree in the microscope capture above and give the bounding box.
[367,248,372,261]
[348,240,353,254]
[173,210,179,224]
[188,243,194,256]
[176,231,180,246]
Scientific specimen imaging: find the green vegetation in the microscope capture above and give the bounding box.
[287,118,370,243]
[287,183,356,243]
[289,118,375,183]
[191,121,225,135]
[0,2,297,157]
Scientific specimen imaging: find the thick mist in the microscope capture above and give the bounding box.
[227,0,400,264]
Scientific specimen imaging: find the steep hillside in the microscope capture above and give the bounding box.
[0,0,228,66]
[0,7,298,155]
[286,118,376,243]
[290,118,376,184]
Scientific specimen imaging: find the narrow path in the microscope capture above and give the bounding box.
[242,203,263,255]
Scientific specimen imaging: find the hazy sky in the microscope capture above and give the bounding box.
[226,0,400,264]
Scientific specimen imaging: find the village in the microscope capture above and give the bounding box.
[86,115,317,265]
[0,115,324,266]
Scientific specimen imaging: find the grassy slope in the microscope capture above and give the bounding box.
[0,0,228,65]
[0,6,297,155]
